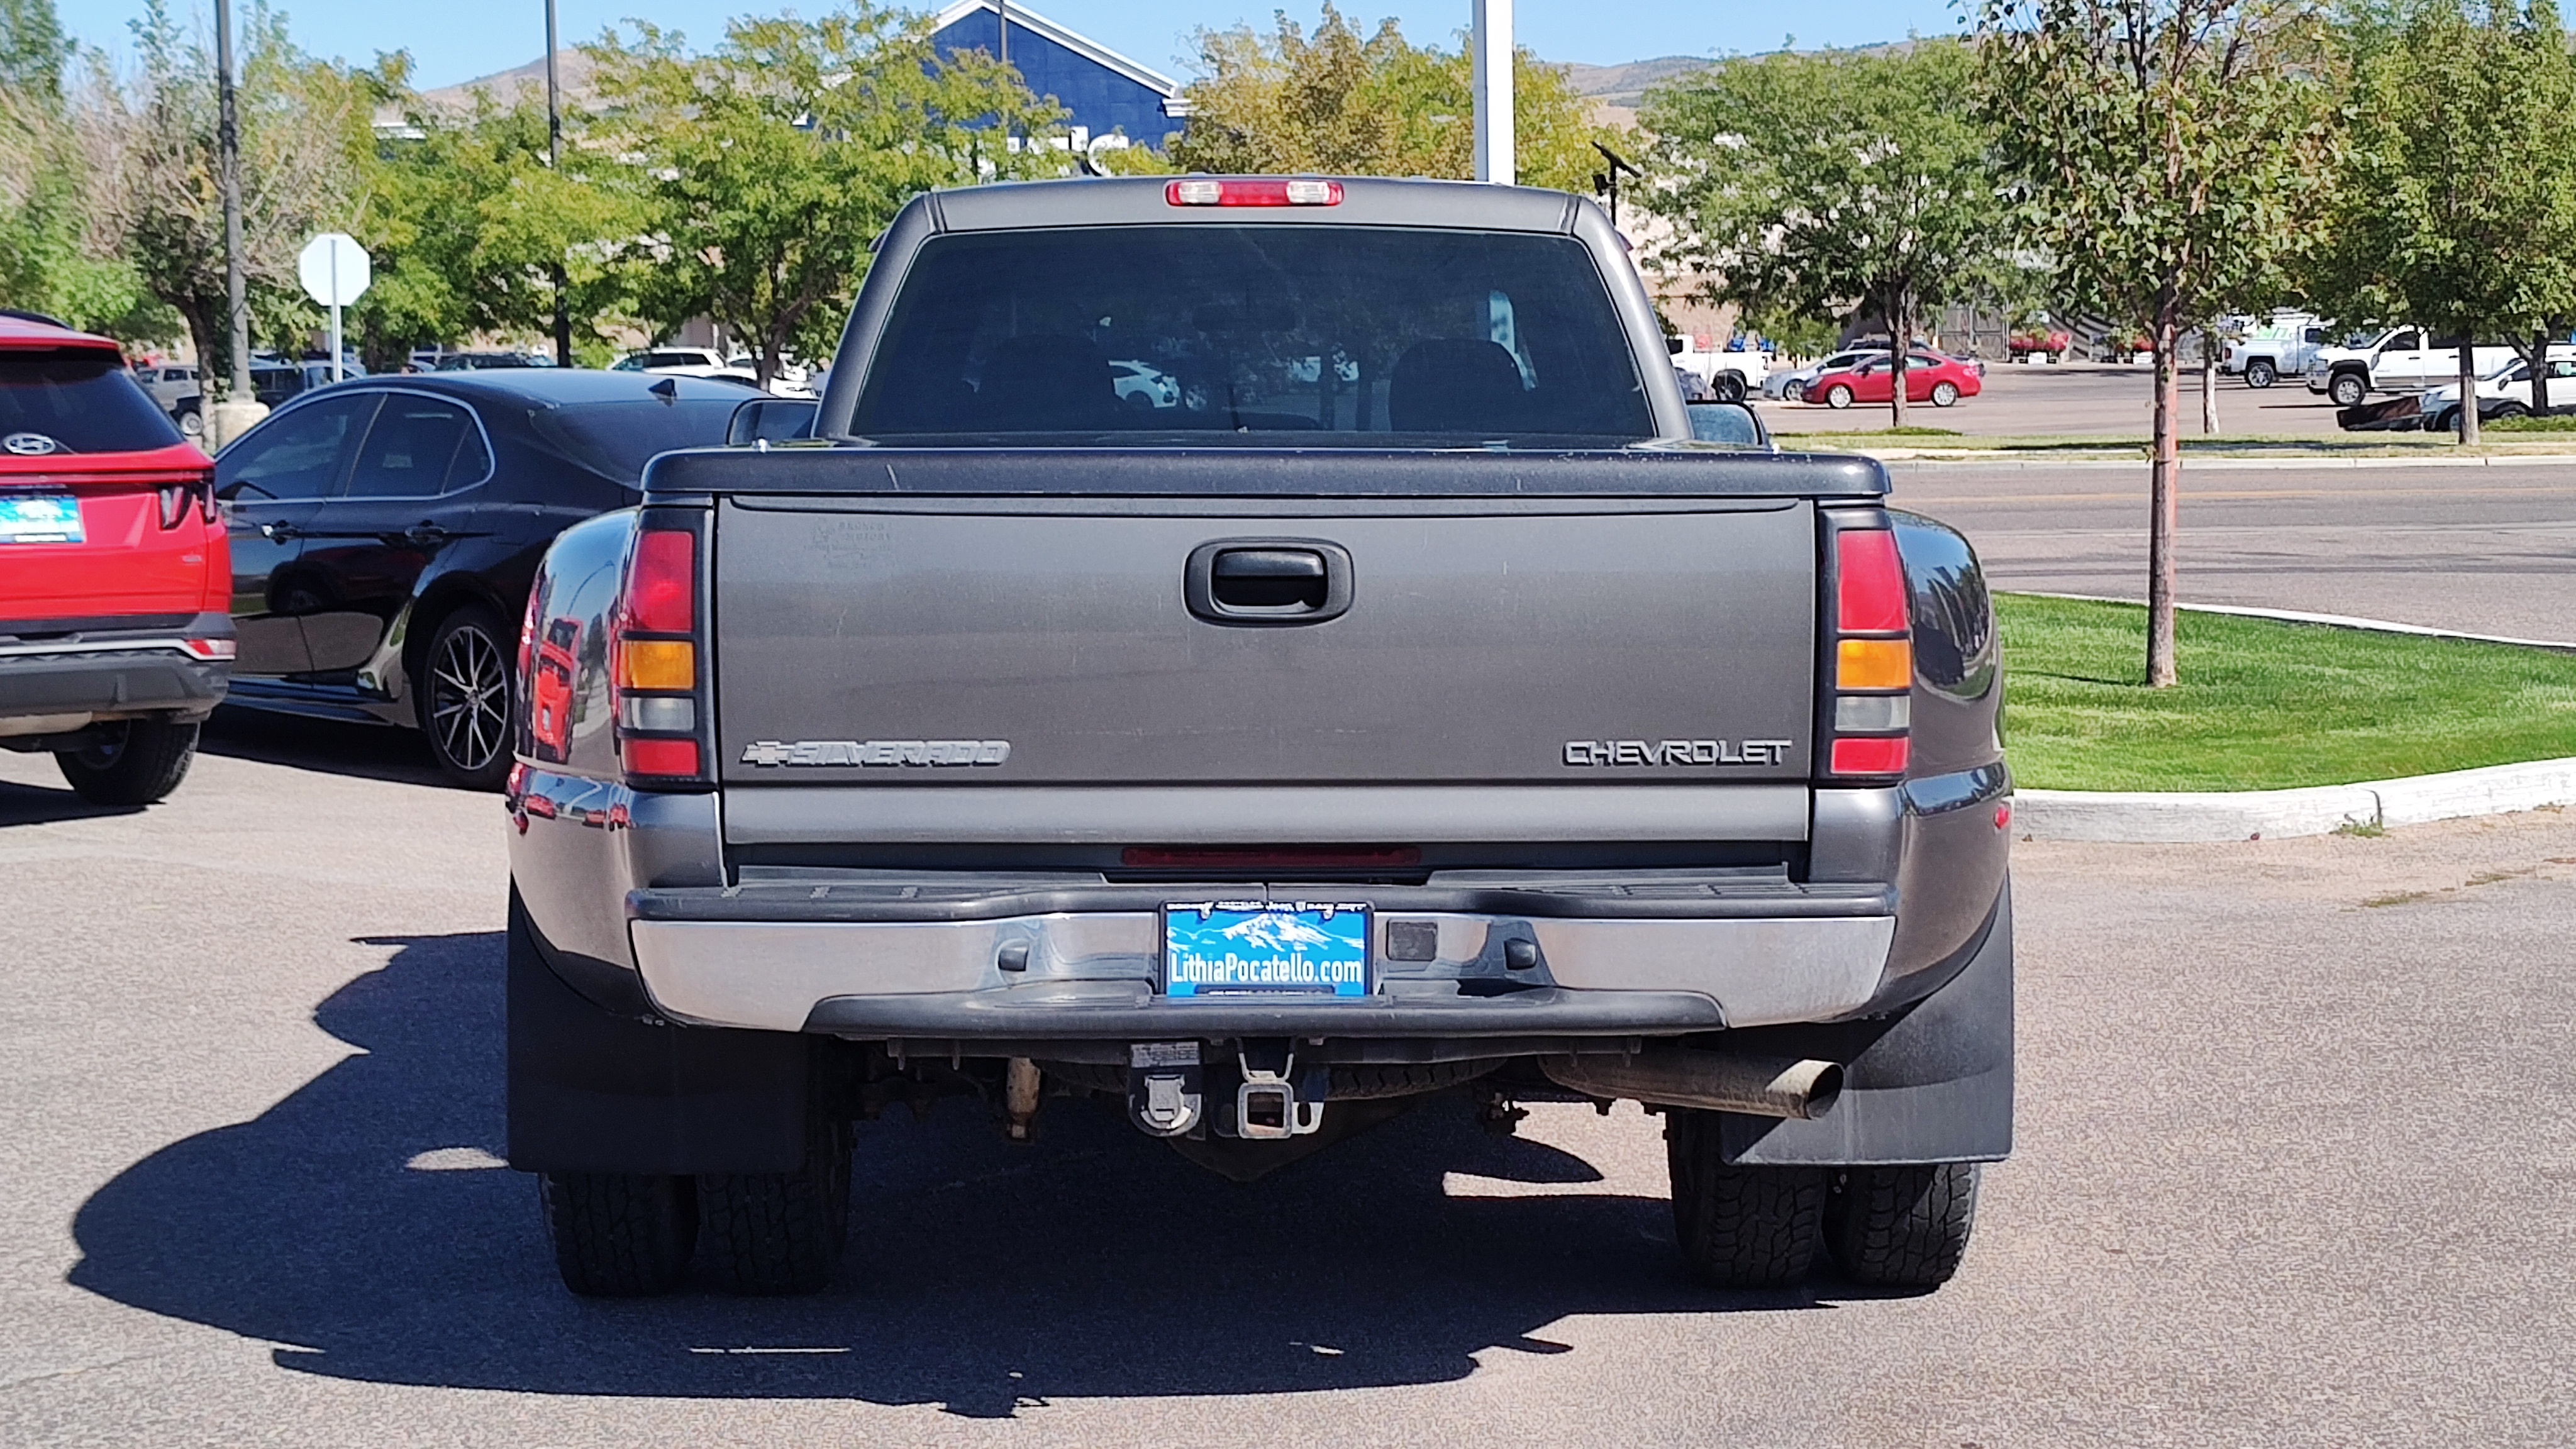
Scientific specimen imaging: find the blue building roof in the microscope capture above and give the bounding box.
[930,0,1189,153]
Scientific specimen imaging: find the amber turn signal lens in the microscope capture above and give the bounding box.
[1836,637,1912,691]
[619,639,694,691]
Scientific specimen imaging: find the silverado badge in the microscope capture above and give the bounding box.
[740,738,1012,767]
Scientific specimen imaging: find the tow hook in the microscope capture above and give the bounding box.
[1228,1041,1327,1140]
[1004,1057,1042,1141]
[1127,1041,1204,1137]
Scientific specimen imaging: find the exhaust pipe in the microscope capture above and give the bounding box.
[1540,1049,1844,1120]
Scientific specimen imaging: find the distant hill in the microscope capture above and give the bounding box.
[415,52,599,114]
[1560,56,1716,108]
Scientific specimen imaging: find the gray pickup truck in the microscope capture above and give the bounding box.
[504,176,2012,1300]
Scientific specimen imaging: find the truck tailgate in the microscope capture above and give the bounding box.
[713,496,1817,787]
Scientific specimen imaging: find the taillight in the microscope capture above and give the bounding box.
[1166,177,1343,207]
[611,520,709,786]
[158,472,216,529]
[179,636,235,661]
[1823,523,1911,780]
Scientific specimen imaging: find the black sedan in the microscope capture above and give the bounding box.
[213,370,748,786]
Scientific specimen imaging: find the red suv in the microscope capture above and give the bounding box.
[0,313,231,804]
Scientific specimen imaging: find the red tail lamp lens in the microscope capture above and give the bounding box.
[626,530,695,633]
[1830,736,1910,775]
[1836,530,1909,634]
[623,738,700,777]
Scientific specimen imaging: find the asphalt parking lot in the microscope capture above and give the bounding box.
[3,723,2572,1446]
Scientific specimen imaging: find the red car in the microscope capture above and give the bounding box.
[0,313,231,804]
[1807,350,1985,410]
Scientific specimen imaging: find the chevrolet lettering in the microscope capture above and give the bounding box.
[1562,738,1796,767]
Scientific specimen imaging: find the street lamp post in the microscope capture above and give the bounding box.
[1472,0,1514,184]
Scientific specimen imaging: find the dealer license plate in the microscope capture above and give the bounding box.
[0,494,82,545]
[1162,899,1372,998]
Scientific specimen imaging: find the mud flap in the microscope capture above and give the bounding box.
[1715,881,2013,1166]
[506,889,810,1175]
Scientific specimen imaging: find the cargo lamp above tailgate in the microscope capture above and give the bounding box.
[1822,519,1913,780]
[610,517,711,786]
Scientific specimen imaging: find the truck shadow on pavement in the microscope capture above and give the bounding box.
[0,777,143,826]
[69,930,1840,1414]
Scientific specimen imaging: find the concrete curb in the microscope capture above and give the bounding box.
[2016,758,2576,843]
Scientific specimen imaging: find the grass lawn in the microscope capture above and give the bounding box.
[1996,593,2576,791]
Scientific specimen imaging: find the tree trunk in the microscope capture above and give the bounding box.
[2457,340,2480,446]
[2199,330,2219,434]
[1889,292,1910,429]
[2532,329,2553,419]
[2147,311,2182,688]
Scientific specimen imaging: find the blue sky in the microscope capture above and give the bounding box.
[62,1,1961,90]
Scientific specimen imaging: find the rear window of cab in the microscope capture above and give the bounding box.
[1,350,184,456]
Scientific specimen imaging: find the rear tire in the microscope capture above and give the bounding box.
[2245,358,2277,389]
[1824,384,1855,411]
[1824,1163,1981,1289]
[55,719,198,805]
[1665,1111,1825,1288]
[1713,373,1748,403]
[540,1172,698,1296]
[698,1111,852,1294]
[421,604,514,790]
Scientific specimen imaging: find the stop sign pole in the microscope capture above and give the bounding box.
[297,233,371,382]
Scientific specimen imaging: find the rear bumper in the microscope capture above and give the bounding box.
[624,875,1898,1040]
[0,613,231,728]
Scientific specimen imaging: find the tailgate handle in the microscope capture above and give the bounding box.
[1187,540,1353,625]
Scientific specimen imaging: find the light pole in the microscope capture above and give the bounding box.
[1472,0,1514,184]
[207,0,267,447]
[546,0,571,367]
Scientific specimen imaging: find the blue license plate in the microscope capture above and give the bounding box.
[1162,899,1372,998]
[0,494,82,545]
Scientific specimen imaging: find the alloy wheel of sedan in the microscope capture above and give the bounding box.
[426,608,513,788]
[1931,380,1960,408]
[1824,384,1855,410]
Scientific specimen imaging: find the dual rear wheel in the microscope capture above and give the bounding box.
[1665,1109,1980,1291]
[542,1112,853,1297]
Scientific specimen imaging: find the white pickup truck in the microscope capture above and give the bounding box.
[1669,338,1768,402]
[2305,328,2519,406]
[2220,315,2328,389]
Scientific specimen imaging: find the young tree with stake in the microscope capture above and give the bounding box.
[1978,0,2337,686]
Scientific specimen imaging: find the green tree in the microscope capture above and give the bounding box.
[92,0,379,387]
[0,0,67,102]
[1640,41,2011,425]
[1170,4,1609,193]
[2308,0,2576,442]
[1978,0,2339,685]
[353,88,650,369]
[586,4,1062,385]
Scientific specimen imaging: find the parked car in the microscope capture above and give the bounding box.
[433,351,553,372]
[213,369,746,787]
[1113,358,1181,409]
[2221,313,2329,388]
[0,314,231,804]
[132,360,199,411]
[506,175,2012,1302]
[1807,350,1984,409]
[611,348,728,376]
[2304,328,2519,406]
[1763,348,1888,401]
